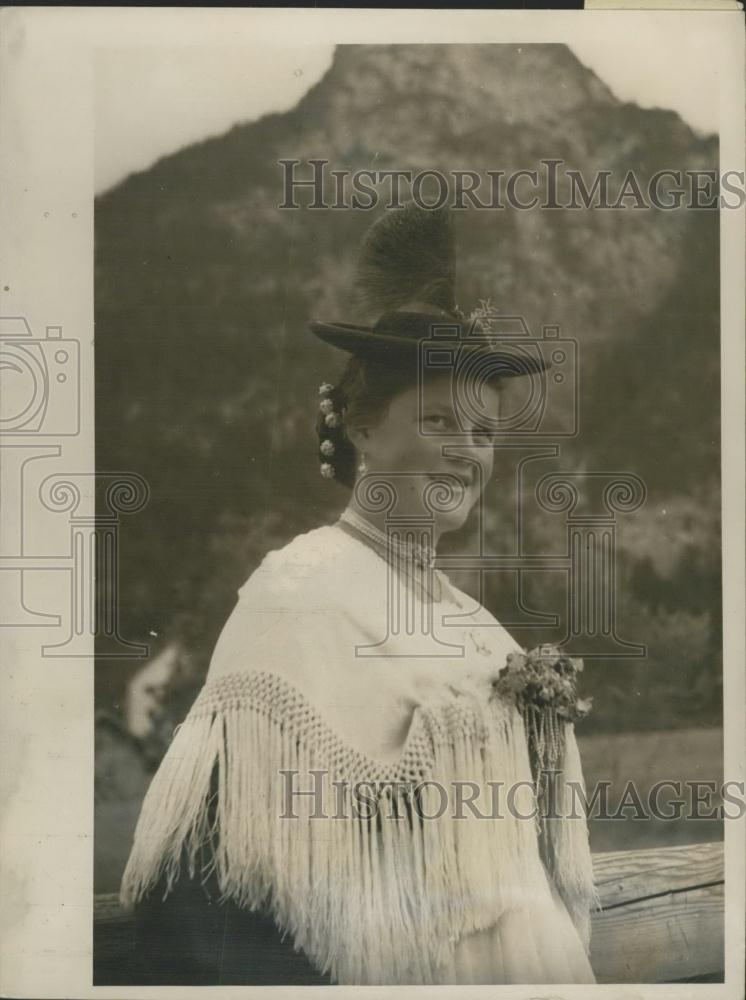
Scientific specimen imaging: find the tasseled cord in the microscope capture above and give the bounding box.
[121,671,598,983]
[522,705,602,952]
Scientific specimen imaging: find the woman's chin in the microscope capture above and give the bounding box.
[436,507,472,535]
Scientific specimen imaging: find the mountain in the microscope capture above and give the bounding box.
[94,43,721,731]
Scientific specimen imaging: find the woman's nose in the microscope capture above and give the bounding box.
[443,437,490,476]
[447,430,487,456]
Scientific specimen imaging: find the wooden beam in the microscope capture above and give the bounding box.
[593,841,724,908]
[591,842,724,983]
[94,841,725,984]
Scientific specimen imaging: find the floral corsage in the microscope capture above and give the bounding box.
[493,643,592,722]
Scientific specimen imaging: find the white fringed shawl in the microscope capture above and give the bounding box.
[120,525,599,985]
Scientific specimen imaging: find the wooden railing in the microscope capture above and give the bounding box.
[590,842,724,983]
[94,841,724,984]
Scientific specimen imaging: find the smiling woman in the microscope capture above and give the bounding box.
[119,203,599,985]
[316,355,503,532]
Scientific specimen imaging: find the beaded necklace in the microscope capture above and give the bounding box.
[337,511,514,667]
[337,507,443,602]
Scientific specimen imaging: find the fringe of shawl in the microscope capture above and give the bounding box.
[120,671,597,984]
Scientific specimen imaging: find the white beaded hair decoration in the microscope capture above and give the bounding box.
[317,382,343,479]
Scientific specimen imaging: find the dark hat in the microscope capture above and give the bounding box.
[310,203,550,378]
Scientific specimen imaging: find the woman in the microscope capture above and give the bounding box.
[120,204,598,985]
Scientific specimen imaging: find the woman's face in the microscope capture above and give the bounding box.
[351,374,501,535]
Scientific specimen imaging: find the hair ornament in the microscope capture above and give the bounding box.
[317,380,345,479]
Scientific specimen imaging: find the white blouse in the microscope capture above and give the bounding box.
[122,523,597,985]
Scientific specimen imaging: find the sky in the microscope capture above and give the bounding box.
[95,37,720,195]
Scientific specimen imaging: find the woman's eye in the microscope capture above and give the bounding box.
[423,414,451,431]
[474,426,499,442]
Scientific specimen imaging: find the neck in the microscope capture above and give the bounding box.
[345,494,443,549]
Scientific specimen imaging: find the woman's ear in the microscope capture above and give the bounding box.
[345,423,370,453]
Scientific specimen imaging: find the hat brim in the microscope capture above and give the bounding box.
[310,321,552,377]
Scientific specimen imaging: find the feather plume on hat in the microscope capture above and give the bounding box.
[355,201,457,318]
[310,202,550,376]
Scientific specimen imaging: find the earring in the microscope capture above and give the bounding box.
[357,452,368,474]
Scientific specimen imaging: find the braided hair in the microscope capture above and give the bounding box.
[315,356,419,489]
